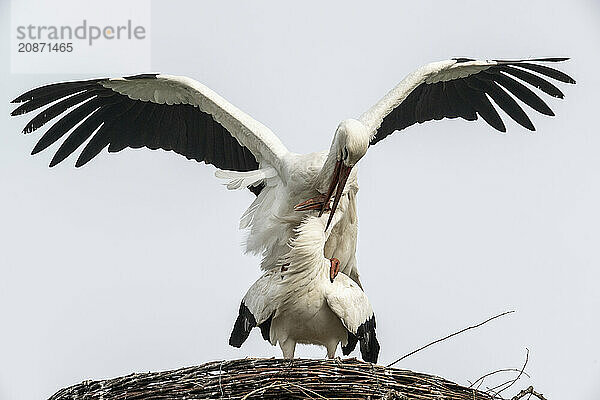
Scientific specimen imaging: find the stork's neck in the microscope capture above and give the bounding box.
[315,148,338,193]
[283,256,329,283]
[280,216,329,279]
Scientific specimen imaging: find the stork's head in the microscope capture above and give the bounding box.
[333,119,370,167]
[321,119,370,229]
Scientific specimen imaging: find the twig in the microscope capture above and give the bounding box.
[468,368,531,389]
[219,361,225,399]
[510,386,547,400]
[486,348,529,396]
[240,382,280,399]
[285,382,329,399]
[387,310,515,368]
[241,381,327,400]
[526,392,533,400]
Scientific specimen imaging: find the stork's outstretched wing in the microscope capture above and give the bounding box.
[11,74,289,183]
[359,58,575,144]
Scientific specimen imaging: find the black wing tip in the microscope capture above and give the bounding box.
[11,102,36,116]
[361,336,380,363]
[492,122,507,133]
[48,157,60,168]
[49,150,70,167]
[362,339,380,363]
[23,124,39,134]
[123,73,159,80]
[357,315,380,364]
[520,57,570,63]
[11,93,35,103]
[456,57,576,84]
[453,57,475,63]
[454,57,571,63]
[342,331,359,356]
[503,58,576,84]
[30,145,43,156]
[228,336,243,348]
[229,302,256,348]
[258,317,272,342]
[492,56,571,63]
[510,60,576,85]
[10,78,105,105]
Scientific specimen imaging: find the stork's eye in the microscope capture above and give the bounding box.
[342,146,349,160]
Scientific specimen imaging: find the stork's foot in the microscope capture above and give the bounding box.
[330,258,341,283]
[294,194,330,212]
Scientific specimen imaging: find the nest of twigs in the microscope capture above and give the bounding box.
[47,357,545,400]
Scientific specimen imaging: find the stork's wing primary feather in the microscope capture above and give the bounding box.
[326,274,379,363]
[11,74,289,175]
[359,58,575,144]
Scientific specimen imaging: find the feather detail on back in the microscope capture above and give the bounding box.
[215,167,277,191]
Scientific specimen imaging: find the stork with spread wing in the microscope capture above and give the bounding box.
[11,57,574,361]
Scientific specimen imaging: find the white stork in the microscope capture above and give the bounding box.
[229,214,379,362]
[11,57,574,361]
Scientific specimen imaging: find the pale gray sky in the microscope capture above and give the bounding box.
[1,1,598,399]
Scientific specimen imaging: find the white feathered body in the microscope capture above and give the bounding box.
[244,267,351,358]
[234,215,376,360]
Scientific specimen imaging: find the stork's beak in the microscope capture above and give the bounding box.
[319,160,353,230]
[330,258,341,283]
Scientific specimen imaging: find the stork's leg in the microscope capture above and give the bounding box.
[326,343,337,359]
[294,194,330,212]
[280,339,296,359]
